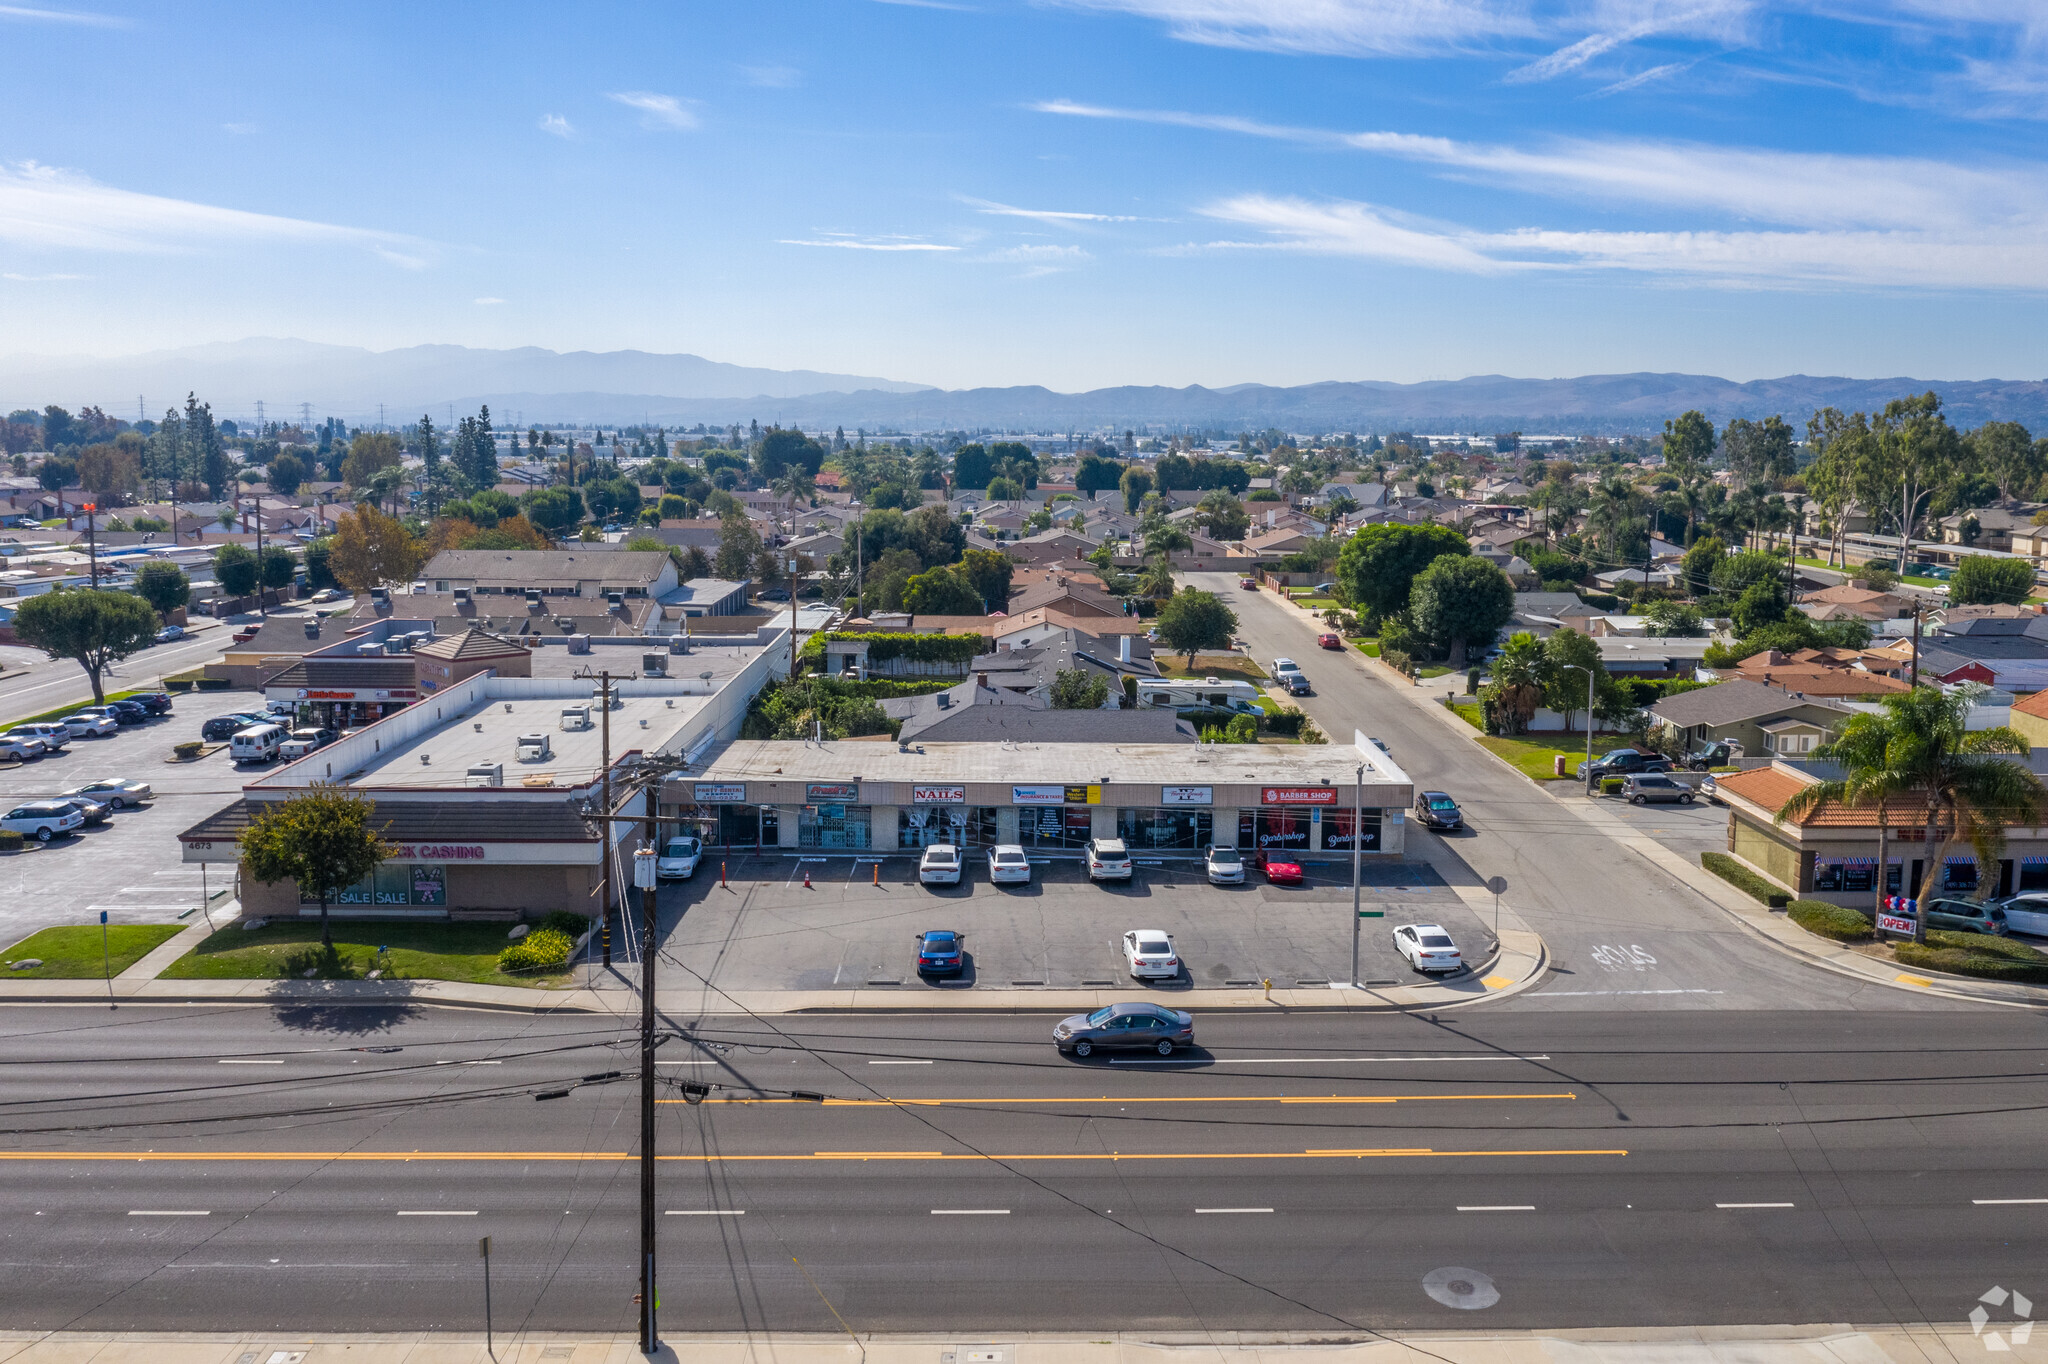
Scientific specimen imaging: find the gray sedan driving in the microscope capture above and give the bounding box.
[1053,1002,1194,1057]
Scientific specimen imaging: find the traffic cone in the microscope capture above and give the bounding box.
[803,868,812,889]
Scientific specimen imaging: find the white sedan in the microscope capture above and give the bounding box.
[59,778,152,809]
[1122,930,1181,981]
[986,844,1031,885]
[656,835,702,880]
[919,843,962,885]
[58,712,118,738]
[1392,923,1464,974]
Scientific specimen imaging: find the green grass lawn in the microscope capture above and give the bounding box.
[1354,638,1381,657]
[0,924,185,979]
[1792,554,1949,589]
[1448,701,1484,730]
[1475,732,1633,781]
[1156,656,1268,683]
[159,919,578,990]
[6,689,147,728]
[1417,664,1453,679]
[1289,595,1340,610]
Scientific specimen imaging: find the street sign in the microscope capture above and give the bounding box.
[1485,875,1508,895]
[1357,909,1384,918]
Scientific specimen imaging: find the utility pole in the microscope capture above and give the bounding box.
[1911,603,1923,688]
[84,502,98,588]
[1350,759,1363,988]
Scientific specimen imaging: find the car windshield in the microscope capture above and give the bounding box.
[1421,935,1456,948]
[1428,797,1457,809]
[1210,848,1240,864]
[1137,939,1171,954]
[663,839,699,857]
[1086,1007,1114,1026]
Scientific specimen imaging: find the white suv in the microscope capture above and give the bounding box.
[59,711,118,738]
[1086,837,1133,881]
[1,801,83,842]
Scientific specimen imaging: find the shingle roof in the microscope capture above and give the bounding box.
[1649,679,1852,728]
[260,658,419,690]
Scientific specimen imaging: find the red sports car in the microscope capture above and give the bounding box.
[1254,850,1304,885]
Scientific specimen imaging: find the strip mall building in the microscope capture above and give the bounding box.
[663,738,1413,859]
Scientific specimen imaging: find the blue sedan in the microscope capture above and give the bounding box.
[915,930,965,977]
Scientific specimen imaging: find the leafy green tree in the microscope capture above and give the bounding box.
[1722,414,1795,484]
[952,443,993,490]
[1146,523,1193,558]
[986,475,1023,501]
[715,514,764,582]
[260,544,297,594]
[1335,522,1467,621]
[1967,420,2040,502]
[1075,453,1125,492]
[1138,554,1177,599]
[1409,555,1513,668]
[1950,554,2036,605]
[131,562,190,617]
[1731,577,1790,635]
[1857,391,1961,560]
[1644,599,1705,637]
[213,542,259,597]
[12,587,159,704]
[960,547,1014,610]
[755,427,824,482]
[238,784,392,949]
[1119,466,1153,513]
[520,486,584,539]
[266,450,306,496]
[1679,535,1725,596]
[905,503,965,570]
[901,563,981,614]
[1154,588,1237,669]
[1050,667,1109,710]
[1709,548,1783,597]
[1540,628,1605,736]
[1196,490,1250,542]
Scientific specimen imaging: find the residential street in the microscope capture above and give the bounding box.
[1180,572,1962,1014]
[0,1003,2041,1336]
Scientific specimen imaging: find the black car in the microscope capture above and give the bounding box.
[914,929,965,977]
[202,713,268,741]
[51,796,111,827]
[104,700,149,725]
[1053,1001,1195,1057]
[129,692,174,716]
[1414,791,1463,830]
[1576,748,1674,780]
[1683,742,1739,771]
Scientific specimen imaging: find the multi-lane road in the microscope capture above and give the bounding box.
[0,1004,2042,1335]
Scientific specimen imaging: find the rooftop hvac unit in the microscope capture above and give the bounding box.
[357,642,384,656]
[669,633,689,654]
[452,587,472,603]
[515,733,553,761]
[566,633,590,654]
[369,586,389,604]
[465,762,503,787]
[560,704,592,731]
[607,590,625,608]
[302,620,321,639]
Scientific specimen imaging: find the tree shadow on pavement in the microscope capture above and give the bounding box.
[265,981,426,1035]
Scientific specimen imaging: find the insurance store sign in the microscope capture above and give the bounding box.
[1012,785,1065,805]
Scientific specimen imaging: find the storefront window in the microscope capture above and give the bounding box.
[1320,810,1382,853]
[1944,858,1980,892]
[1020,805,1093,849]
[899,806,996,849]
[801,804,871,850]
[1249,808,1316,852]
[303,863,445,908]
[2022,857,2048,893]
[1117,808,1212,851]
[718,804,760,848]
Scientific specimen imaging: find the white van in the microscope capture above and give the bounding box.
[229,723,286,763]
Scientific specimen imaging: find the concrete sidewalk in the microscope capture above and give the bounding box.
[0,1324,2018,1362]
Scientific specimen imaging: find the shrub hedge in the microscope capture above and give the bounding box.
[1786,899,1873,942]
[1701,851,1792,908]
[0,831,22,853]
[497,927,575,975]
[1894,934,2048,984]
[538,910,589,939]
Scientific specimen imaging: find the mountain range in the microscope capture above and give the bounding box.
[3,341,2044,434]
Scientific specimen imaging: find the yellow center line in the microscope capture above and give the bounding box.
[0,1147,1627,1163]
[664,1092,1578,1107]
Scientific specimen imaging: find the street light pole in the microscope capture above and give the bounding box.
[1350,760,1363,988]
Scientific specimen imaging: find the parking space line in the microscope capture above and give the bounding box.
[218,1059,283,1065]
[1196,1207,1272,1214]
[129,1210,208,1216]
[1457,1205,1535,1212]
[1716,1202,1794,1209]
[867,1060,933,1065]
[396,1210,477,1216]
[1973,1198,2048,1205]
[930,1209,1008,1215]
[667,1209,744,1216]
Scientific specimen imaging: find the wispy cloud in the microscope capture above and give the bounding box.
[607,91,700,131]
[538,113,574,138]
[0,4,125,27]
[961,194,1147,224]
[1504,2,1749,84]
[984,243,1092,276]
[221,122,258,136]
[781,233,958,251]
[1195,191,2048,290]
[0,161,432,267]
[1589,60,1688,95]
[474,296,506,305]
[1049,0,1533,58]
[738,63,801,88]
[2,271,87,281]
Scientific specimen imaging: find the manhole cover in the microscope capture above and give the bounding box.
[1423,1265,1499,1309]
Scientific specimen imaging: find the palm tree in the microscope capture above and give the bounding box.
[1776,708,1914,923]
[772,467,817,537]
[1584,473,1645,562]
[1782,688,2048,941]
[1138,553,1176,599]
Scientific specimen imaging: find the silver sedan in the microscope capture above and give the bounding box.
[59,778,153,809]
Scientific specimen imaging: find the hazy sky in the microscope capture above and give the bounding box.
[4,1,2047,391]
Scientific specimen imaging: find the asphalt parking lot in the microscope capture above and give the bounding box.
[0,693,263,949]
[662,852,1495,993]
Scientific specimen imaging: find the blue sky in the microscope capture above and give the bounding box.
[3,0,2047,392]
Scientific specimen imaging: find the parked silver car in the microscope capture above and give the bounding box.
[1621,774,1695,805]
[1205,845,1245,885]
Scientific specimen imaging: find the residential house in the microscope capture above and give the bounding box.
[1007,528,1099,566]
[1006,572,1127,620]
[1508,591,1601,639]
[1594,636,1715,680]
[1933,502,2045,552]
[1796,582,1915,624]
[971,626,1160,704]
[1648,678,1854,757]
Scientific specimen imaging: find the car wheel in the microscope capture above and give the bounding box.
[1679,793,1693,804]
[34,828,51,843]
[1156,1039,1174,1056]
[108,798,124,811]
[1630,794,1646,805]
[1073,1039,1093,1057]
